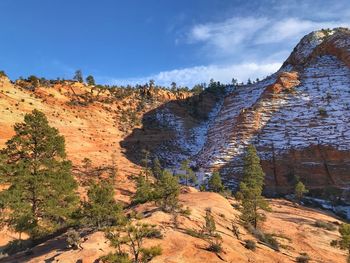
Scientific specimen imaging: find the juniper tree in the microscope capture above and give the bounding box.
[207,171,224,193]
[237,145,269,229]
[179,160,197,186]
[82,180,124,229]
[0,109,78,238]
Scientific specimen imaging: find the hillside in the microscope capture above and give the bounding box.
[121,28,350,197]
[1,189,346,263]
[0,28,350,263]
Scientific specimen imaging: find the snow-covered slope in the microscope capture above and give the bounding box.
[193,28,350,194]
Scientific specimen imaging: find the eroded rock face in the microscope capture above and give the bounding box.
[192,28,350,194]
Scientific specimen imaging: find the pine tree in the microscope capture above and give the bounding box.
[86,75,95,86]
[82,180,124,229]
[0,109,78,238]
[154,170,180,212]
[331,223,350,262]
[237,145,269,229]
[295,180,308,203]
[152,158,163,180]
[140,149,152,180]
[104,223,162,263]
[132,174,154,205]
[203,208,216,236]
[73,70,83,83]
[179,160,197,186]
[207,171,224,193]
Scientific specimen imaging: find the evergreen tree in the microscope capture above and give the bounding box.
[104,223,162,263]
[140,149,152,180]
[0,109,78,238]
[73,70,83,83]
[154,170,180,212]
[207,171,224,193]
[237,145,269,229]
[203,208,216,236]
[152,158,162,180]
[295,180,308,203]
[179,160,197,186]
[86,75,95,86]
[132,174,154,205]
[83,180,124,228]
[170,82,177,90]
[331,223,350,262]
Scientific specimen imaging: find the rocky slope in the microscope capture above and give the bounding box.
[131,28,350,196]
[1,189,346,263]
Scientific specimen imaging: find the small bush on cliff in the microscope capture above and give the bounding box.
[104,223,162,263]
[331,223,350,262]
[237,145,269,229]
[318,107,328,117]
[296,252,310,263]
[0,70,7,78]
[314,220,336,231]
[244,239,256,251]
[66,229,81,250]
[295,180,308,203]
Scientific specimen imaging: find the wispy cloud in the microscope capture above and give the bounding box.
[103,1,350,87]
[186,16,350,60]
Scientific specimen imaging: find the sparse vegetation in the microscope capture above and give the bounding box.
[66,229,81,250]
[244,239,256,251]
[296,252,310,263]
[314,220,337,231]
[318,107,328,117]
[104,223,163,263]
[295,180,308,203]
[331,223,350,262]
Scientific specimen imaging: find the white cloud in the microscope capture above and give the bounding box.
[188,17,270,56]
[102,62,281,88]
[255,18,349,44]
[186,16,350,58]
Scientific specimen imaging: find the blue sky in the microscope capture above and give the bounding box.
[0,0,349,87]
